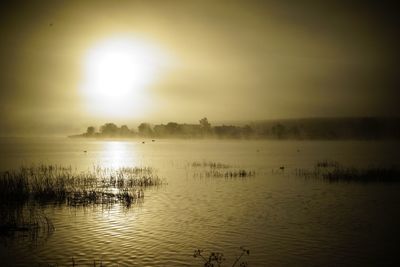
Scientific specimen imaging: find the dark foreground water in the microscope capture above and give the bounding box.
[0,137,400,266]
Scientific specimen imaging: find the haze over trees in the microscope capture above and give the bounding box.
[72,117,400,140]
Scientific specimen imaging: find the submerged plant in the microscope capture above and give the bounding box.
[0,202,54,243]
[194,247,250,267]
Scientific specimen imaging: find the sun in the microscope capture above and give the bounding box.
[81,36,168,118]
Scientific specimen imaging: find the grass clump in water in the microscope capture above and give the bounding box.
[191,161,231,169]
[0,164,161,207]
[320,166,400,182]
[194,169,256,179]
[0,164,160,239]
[189,161,255,179]
[295,161,400,182]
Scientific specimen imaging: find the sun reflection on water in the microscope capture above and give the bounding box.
[100,141,138,168]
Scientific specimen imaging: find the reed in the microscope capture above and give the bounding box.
[321,166,400,182]
[0,164,161,206]
[315,160,339,168]
[0,202,54,241]
[189,161,255,179]
[191,161,231,169]
[295,161,400,182]
[0,164,161,238]
[193,169,256,179]
[194,246,250,267]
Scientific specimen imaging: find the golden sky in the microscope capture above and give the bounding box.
[0,0,398,135]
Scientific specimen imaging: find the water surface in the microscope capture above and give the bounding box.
[1,137,400,266]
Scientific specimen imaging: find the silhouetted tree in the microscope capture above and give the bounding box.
[288,125,301,138]
[242,125,254,138]
[271,123,286,139]
[180,124,202,137]
[153,124,167,136]
[120,125,131,136]
[199,117,211,129]
[166,122,180,135]
[199,117,211,136]
[214,125,242,138]
[138,123,153,136]
[100,123,119,136]
[86,126,95,136]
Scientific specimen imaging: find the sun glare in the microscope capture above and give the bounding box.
[100,141,137,168]
[81,37,168,118]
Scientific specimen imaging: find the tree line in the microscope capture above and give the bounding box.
[74,117,400,140]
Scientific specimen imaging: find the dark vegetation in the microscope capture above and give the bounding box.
[0,165,161,238]
[194,247,250,267]
[295,160,400,182]
[71,117,400,140]
[193,169,256,179]
[191,161,231,169]
[0,202,54,242]
[189,161,256,179]
[35,247,250,267]
[0,165,160,206]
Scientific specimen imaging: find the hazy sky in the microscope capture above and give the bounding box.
[0,0,398,135]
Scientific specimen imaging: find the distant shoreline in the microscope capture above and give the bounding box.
[69,117,400,140]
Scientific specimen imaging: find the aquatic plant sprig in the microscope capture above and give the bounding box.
[194,247,250,267]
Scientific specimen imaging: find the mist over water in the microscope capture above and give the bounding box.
[1,1,399,266]
[1,137,400,266]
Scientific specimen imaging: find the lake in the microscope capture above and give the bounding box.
[1,137,400,266]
